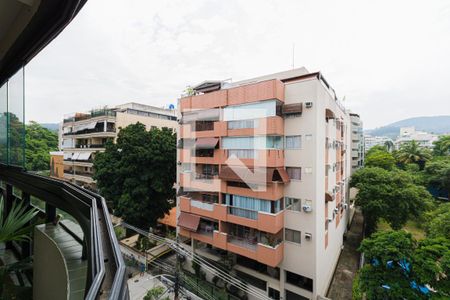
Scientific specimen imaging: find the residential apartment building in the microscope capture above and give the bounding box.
[364,135,393,152]
[349,113,364,173]
[395,126,439,149]
[176,68,353,300]
[61,102,177,190]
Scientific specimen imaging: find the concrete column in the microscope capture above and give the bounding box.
[104,120,107,132]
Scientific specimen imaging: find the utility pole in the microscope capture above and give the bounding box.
[174,235,180,299]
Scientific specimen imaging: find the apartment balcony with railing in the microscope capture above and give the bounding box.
[179,79,285,112]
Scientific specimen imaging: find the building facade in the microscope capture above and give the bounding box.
[61,102,177,190]
[364,135,393,152]
[176,68,353,299]
[349,113,364,173]
[395,126,439,149]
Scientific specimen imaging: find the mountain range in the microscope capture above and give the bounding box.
[366,116,450,138]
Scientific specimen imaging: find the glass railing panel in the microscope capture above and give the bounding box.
[7,68,25,167]
[0,82,7,164]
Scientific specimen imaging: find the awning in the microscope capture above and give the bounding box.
[73,122,98,133]
[78,152,93,161]
[195,138,219,149]
[219,166,289,184]
[178,212,200,232]
[182,109,220,123]
[325,192,334,202]
[276,168,290,183]
[71,152,81,160]
[282,103,302,114]
[63,152,73,160]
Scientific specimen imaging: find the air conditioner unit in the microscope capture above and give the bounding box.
[177,118,182,124]
[334,208,339,213]
[328,217,333,223]
[302,205,312,213]
[177,161,182,165]
[305,233,312,241]
[305,102,313,108]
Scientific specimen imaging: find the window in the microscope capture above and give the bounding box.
[285,229,301,244]
[285,271,313,292]
[285,289,309,300]
[285,197,301,211]
[228,149,256,159]
[228,119,258,129]
[222,136,283,150]
[223,100,276,121]
[286,167,301,180]
[269,288,280,300]
[285,135,301,149]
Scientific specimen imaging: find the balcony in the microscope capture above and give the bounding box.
[225,182,284,201]
[63,128,116,138]
[74,144,106,149]
[0,165,128,299]
[179,173,225,193]
[180,121,226,139]
[225,149,284,167]
[179,149,226,165]
[179,79,284,112]
[226,116,284,137]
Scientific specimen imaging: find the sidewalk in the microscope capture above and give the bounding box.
[326,209,364,300]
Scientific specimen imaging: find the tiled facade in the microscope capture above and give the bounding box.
[176,68,355,299]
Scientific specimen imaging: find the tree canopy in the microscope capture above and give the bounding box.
[350,167,432,235]
[395,140,432,169]
[93,123,176,229]
[355,231,450,299]
[433,135,450,156]
[364,150,395,170]
[423,203,450,239]
[25,121,58,171]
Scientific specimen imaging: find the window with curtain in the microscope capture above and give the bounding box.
[223,100,276,121]
[286,167,301,180]
[228,149,257,159]
[285,229,301,244]
[228,119,258,130]
[285,197,301,211]
[285,135,301,149]
[222,136,283,150]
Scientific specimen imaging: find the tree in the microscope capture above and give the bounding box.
[365,145,388,157]
[364,150,395,170]
[395,140,432,169]
[433,135,450,156]
[423,203,450,239]
[355,231,450,299]
[25,121,58,171]
[423,158,450,199]
[143,286,166,300]
[351,167,432,235]
[93,123,176,229]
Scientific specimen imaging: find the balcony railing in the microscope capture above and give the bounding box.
[75,144,106,149]
[64,128,115,136]
[0,164,128,299]
[63,109,117,123]
[228,206,257,220]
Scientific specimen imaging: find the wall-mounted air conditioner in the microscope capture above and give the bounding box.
[302,205,312,213]
[305,102,313,108]
[305,233,312,241]
[328,217,333,223]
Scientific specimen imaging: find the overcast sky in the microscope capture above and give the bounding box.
[26,0,450,129]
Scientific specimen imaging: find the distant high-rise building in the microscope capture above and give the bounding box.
[176,68,356,299]
[58,102,177,190]
[349,113,364,173]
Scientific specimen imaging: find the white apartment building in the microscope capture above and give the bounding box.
[395,126,439,149]
[60,102,177,190]
[176,68,354,299]
[350,113,364,173]
[364,135,393,152]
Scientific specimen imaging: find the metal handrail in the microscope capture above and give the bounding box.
[0,164,128,299]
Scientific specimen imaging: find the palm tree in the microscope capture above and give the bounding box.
[396,140,432,169]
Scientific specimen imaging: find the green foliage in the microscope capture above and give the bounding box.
[412,238,450,294]
[143,286,165,300]
[0,195,39,243]
[93,123,176,229]
[395,140,432,169]
[25,121,58,171]
[424,158,450,194]
[351,167,432,235]
[364,150,395,170]
[366,145,388,157]
[433,135,450,156]
[357,231,450,299]
[423,203,450,239]
[114,226,125,240]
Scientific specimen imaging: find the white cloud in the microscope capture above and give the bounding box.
[25,0,450,128]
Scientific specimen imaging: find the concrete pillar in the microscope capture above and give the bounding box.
[104,120,107,132]
[45,202,56,223]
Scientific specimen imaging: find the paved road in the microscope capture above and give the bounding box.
[327,209,364,300]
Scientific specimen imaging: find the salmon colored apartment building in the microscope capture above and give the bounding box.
[176,68,354,300]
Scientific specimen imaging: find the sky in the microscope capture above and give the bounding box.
[25,0,450,129]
